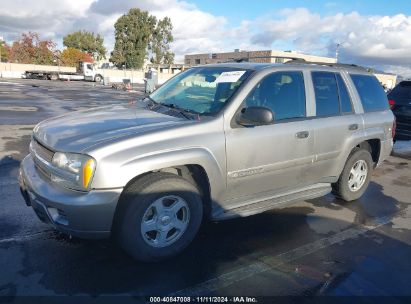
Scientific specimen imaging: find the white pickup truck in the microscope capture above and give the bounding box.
[25,61,103,82]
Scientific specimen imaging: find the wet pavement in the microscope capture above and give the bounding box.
[0,78,410,303]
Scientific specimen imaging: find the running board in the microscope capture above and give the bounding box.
[213,183,332,220]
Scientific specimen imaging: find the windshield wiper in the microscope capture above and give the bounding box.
[143,96,159,109]
[162,103,199,120]
[144,98,199,120]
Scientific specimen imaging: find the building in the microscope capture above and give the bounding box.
[184,49,337,65]
[374,73,398,91]
[184,49,398,90]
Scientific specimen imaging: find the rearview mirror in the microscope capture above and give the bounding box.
[205,75,216,82]
[236,106,273,126]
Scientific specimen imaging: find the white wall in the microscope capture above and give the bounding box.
[0,62,174,84]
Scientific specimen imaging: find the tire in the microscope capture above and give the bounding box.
[116,172,203,262]
[332,147,374,202]
[50,73,58,81]
[94,75,102,83]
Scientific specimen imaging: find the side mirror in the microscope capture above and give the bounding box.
[236,106,273,126]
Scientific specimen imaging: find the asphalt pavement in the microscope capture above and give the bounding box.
[0,78,410,303]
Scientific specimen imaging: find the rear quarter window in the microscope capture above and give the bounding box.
[350,74,389,112]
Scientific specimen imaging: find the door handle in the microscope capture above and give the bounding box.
[296,131,309,139]
[349,124,359,131]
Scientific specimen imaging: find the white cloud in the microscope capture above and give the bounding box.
[0,1,411,76]
[247,8,411,75]
[0,0,94,41]
[150,7,229,58]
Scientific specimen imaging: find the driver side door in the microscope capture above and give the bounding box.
[224,71,315,206]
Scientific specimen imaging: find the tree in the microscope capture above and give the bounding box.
[61,47,93,67]
[110,8,157,69]
[9,32,56,65]
[150,17,174,64]
[0,41,9,62]
[63,31,106,60]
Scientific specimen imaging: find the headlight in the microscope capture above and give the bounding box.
[51,152,96,191]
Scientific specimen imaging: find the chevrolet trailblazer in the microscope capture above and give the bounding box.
[19,62,394,261]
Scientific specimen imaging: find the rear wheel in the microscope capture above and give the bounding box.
[332,147,373,201]
[116,172,203,262]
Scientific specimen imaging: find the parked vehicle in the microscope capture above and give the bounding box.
[387,81,411,140]
[19,62,394,261]
[24,61,103,82]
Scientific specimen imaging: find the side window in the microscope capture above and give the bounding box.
[350,74,389,112]
[336,74,353,113]
[312,72,340,116]
[244,71,306,121]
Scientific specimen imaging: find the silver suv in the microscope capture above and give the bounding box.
[19,62,395,261]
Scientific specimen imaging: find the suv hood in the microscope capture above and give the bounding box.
[33,104,188,152]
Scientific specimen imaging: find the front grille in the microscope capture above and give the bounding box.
[31,139,54,179]
[31,139,54,163]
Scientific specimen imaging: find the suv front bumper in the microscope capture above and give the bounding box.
[19,155,122,239]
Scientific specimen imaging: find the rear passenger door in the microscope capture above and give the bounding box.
[309,71,364,181]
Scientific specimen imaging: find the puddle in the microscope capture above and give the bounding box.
[304,203,356,234]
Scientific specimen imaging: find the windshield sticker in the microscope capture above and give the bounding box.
[215,71,246,83]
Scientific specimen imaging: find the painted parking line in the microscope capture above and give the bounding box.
[170,216,392,296]
[0,180,18,186]
[0,106,38,111]
[0,230,52,244]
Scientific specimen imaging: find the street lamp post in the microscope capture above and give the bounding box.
[335,43,343,63]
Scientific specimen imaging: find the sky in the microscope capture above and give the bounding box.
[1,0,411,76]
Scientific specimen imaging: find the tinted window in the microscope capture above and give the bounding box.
[350,74,389,112]
[245,71,306,121]
[388,81,411,100]
[312,72,340,116]
[336,74,353,113]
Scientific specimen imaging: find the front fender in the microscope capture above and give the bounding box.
[92,147,226,203]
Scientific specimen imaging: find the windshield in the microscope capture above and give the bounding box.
[149,67,252,115]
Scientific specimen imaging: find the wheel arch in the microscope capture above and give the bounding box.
[111,164,213,235]
[357,139,381,166]
[337,137,382,178]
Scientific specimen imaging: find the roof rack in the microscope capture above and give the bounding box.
[224,56,306,63]
[221,56,370,72]
[285,60,370,71]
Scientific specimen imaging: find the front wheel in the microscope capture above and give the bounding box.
[332,147,373,201]
[94,75,102,83]
[116,173,203,262]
